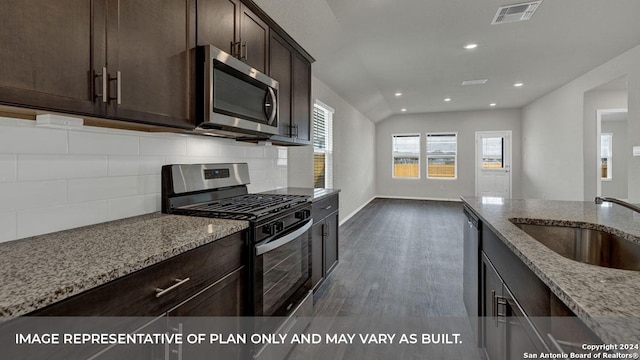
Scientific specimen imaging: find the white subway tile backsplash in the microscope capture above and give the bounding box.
[0,155,17,183]
[219,144,246,158]
[140,136,187,156]
[186,136,222,157]
[69,130,139,155]
[107,195,149,221]
[0,116,19,126]
[0,125,68,154]
[16,201,108,239]
[18,154,108,181]
[68,176,139,203]
[245,146,265,159]
[0,180,67,211]
[138,175,161,195]
[1,115,288,240]
[0,212,17,243]
[108,156,164,176]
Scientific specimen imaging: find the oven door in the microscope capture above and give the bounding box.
[253,219,312,317]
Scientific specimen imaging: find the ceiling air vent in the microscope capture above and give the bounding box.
[491,1,542,25]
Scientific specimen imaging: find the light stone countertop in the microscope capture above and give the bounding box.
[0,213,249,317]
[461,196,640,344]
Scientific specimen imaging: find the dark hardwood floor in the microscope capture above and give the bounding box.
[287,198,482,360]
[314,198,467,317]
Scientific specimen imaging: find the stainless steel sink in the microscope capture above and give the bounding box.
[512,223,640,271]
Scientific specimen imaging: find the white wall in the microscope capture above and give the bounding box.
[582,89,627,200]
[522,44,640,202]
[375,109,522,200]
[0,116,288,243]
[288,76,377,223]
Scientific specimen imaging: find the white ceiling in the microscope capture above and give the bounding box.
[255,0,640,123]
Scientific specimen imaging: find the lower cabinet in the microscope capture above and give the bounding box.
[481,253,548,360]
[19,231,246,360]
[311,193,339,292]
[480,226,601,359]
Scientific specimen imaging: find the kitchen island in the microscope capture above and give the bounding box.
[462,196,640,345]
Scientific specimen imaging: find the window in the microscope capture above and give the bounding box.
[601,133,612,180]
[313,101,334,188]
[481,137,504,169]
[426,133,457,179]
[392,134,420,178]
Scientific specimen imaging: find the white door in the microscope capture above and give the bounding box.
[475,131,511,198]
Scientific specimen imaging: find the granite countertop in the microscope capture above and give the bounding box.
[0,213,249,317]
[261,187,340,202]
[461,196,640,343]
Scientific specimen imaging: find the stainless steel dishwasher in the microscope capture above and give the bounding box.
[462,206,481,346]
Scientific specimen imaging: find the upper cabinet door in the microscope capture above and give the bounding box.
[239,5,269,73]
[0,0,104,116]
[292,53,311,142]
[197,0,240,55]
[105,0,195,129]
[269,32,292,137]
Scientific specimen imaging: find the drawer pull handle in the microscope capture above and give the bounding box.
[155,278,190,298]
[323,205,332,210]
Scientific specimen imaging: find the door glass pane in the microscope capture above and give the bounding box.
[482,137,504,169]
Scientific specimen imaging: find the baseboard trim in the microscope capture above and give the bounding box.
[339,196,376,226]
[375,195,463,202]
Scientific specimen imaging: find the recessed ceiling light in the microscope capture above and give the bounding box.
[401,108,407,112]
[514,82,524,87]
[490,103,497,107]
[395,92,403,97]
[464,43,478,50]
[462,79,488,86]
[444,98,452,102]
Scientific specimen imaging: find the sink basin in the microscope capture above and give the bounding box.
[512,223,640,271]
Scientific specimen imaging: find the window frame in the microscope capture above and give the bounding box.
[601,132,613,181]
[426,132,458,180]
[392,133,421,179]
[313,100,334,189]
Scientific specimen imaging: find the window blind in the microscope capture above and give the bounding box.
[313,101,334,188]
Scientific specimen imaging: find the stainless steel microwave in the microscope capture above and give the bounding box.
[196,45,279,137]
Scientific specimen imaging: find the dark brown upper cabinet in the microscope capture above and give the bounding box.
[197,0,269,73]
[268,32,312,145]
[0,0,195,129]
[104,0,195,129]
[0,0,104,117]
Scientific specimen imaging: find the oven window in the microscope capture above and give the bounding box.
[260,232,310,316]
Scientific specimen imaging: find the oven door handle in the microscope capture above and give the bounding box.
[255,219,313,256]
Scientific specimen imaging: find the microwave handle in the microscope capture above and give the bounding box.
[265,87,277,125]
[255,219,312,256]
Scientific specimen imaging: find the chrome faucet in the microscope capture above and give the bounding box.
[594,197,640,214]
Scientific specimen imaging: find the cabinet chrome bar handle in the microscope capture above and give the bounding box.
[323,205,332,210]
[94,67,108,103]
[241,41,247,61]
[495,295,507,327]
[109,71,122,105]
[491,290,496,319]
[155,278,190,298]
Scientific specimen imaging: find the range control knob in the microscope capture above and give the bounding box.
[295,209,311,220]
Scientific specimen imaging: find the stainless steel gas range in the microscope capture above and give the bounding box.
[161,163,313,320]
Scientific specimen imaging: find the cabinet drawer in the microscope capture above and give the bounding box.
[312,194,338,221]
[31,232,245,316]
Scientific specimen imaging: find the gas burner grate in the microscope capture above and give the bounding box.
[180,194,310,220]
